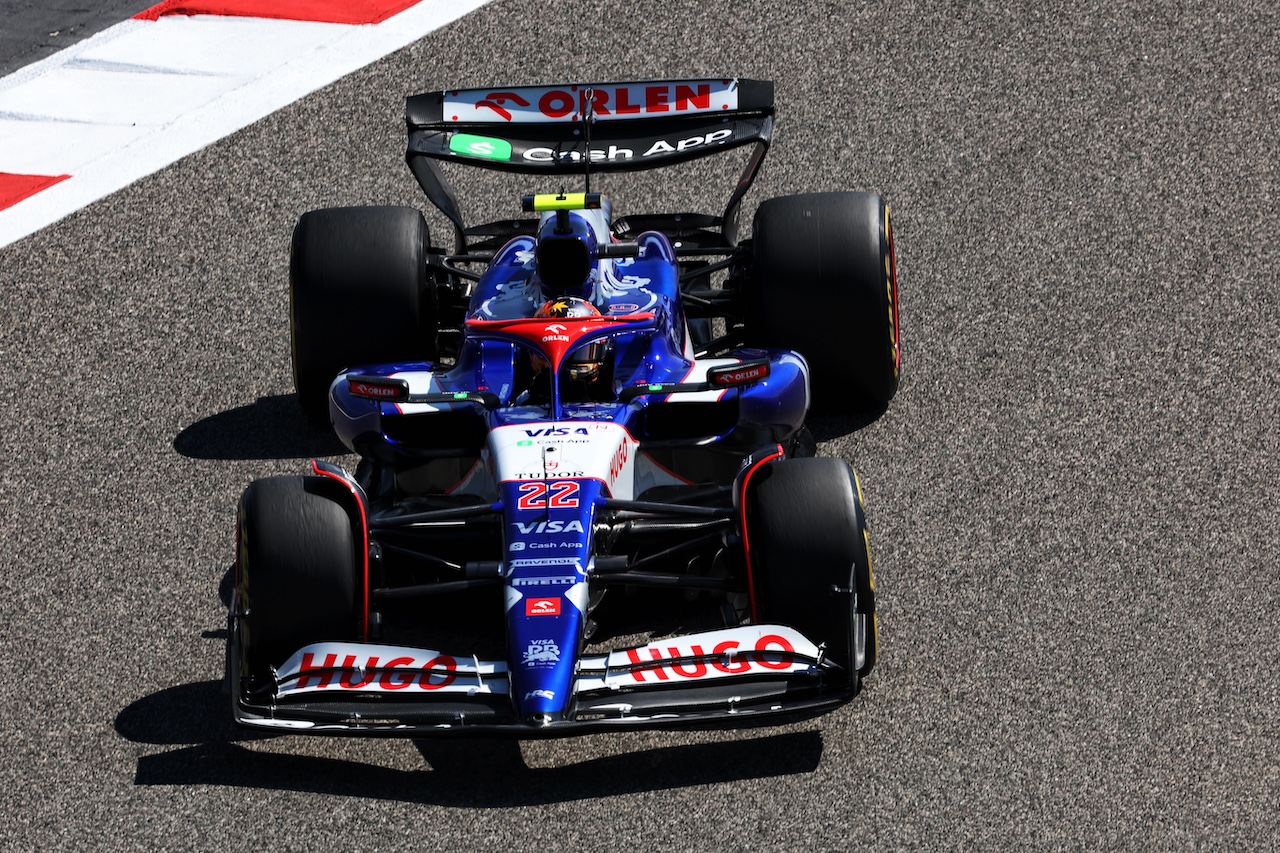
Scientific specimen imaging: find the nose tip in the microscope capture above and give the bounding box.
[524,712,561,728]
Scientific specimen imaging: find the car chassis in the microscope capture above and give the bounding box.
[229,78,899,737]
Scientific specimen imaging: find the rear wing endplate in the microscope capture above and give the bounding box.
[405,79,775,251]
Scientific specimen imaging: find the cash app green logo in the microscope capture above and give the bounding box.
[450,134,511,161]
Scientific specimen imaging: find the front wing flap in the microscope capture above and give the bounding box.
[231,626,856,737]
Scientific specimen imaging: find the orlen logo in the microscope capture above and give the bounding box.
[449,82,736,124]
[625,634,797,683]
[711,365,767,386]
[542,323,569,343]
[475,91,530,121]
[525,597,562,617]
[708,358,770,388]
[347,376,408,401]
[350,381,399,398]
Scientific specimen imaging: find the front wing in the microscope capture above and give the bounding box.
[230,625,857,737]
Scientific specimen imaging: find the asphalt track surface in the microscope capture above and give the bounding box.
[2,1,1278,849]
[0,1,155,75]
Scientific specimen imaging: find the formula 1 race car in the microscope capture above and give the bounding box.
[229,78,900,736]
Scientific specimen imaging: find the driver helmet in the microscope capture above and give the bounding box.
[534,297,608,383]
[535,212,598,299]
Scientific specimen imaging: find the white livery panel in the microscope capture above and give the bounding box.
[487,421,639,498]
[276,642,509,699]
[577,625,824,691]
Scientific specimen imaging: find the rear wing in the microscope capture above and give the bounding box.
[405,79,775,250]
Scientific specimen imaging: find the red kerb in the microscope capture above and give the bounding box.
[0,173,70,212]
[134,0,421,25]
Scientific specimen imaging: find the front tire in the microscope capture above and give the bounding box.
[747,457,878,682]
[235,476,359,679]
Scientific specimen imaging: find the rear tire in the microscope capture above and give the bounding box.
[236,476,358,677]
[747,457,877,681]
[747,192,900,413]
[290,205,436,422]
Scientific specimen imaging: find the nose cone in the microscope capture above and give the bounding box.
[502,477,603,722]
[508,598,581,720]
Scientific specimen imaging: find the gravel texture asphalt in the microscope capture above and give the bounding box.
[1,0,1278,849]
[0,1,156,75]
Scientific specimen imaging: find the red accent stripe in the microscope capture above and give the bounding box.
[0,173,70,212]
[311,462,371,642]
[738,445,784,623]
[134,0,421,24]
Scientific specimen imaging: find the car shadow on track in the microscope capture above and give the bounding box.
[115,680,824,805]
[805,404,890,442]
[174,394,347,460]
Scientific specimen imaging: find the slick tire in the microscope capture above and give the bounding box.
[235,476,358,677]
[290,205,436,423]
[747,457,878,683]
[747,192,900,413]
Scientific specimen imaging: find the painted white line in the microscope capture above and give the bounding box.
[0,0,493,250]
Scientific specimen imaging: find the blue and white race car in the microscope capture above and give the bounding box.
[229,78,900,736]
